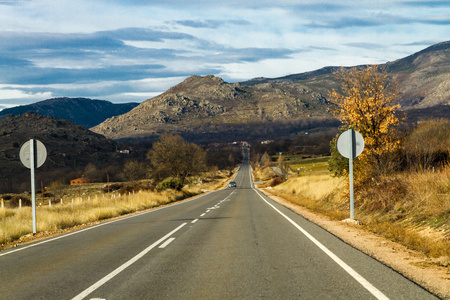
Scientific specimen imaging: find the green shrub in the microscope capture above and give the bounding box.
[9,195,31,208]
[270,176,284,187]
[157,177,183,191]
[103,183,124,193]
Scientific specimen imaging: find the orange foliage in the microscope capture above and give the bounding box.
[329,66,402,176]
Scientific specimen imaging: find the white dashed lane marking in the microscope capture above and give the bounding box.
[72,223,187,300]
[196,191,235,221]
[159,238,176,249]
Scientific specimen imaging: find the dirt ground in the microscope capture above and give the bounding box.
[259,189,449,299]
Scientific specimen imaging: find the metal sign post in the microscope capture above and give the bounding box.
[30,139,36,233]
[20,139,47,234]
[348,130,355,219]
[337,129,364,220]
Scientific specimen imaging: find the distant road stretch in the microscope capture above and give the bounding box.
[0,151,438,299]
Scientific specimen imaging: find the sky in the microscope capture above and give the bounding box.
[0,0,449,109]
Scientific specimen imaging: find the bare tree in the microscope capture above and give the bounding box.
[147,133,206,183]
[404,119,450,170]
[260,152,271,167]
[120,160,147,182]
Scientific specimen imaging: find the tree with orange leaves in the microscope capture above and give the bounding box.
[328,65,402,178]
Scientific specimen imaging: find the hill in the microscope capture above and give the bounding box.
[91,75,335,141]
[0,97,139,128]
[387,41,450,108]
[244,41,450,109]
[92,41,450,141]
[0,112,120,193]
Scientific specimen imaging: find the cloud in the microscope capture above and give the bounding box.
[420,17,450,25]
[306,18,379,29]
[108,0,349,11]
[398,39,446,47]
[402,1,450,8]
[0,86,53,110]
[308,46,337,52]
[290,2,346,13]
[100,27,195,41]
[306,12,412,29]
[0,56,33,67]
[215,48,297,63]
[0,0,28,6]
[0,31,125,53]
[345,43,385,50]
[0,28,195,52]
[0,88,51,100]
[0,0,448,106]
[173,19,251,29]
[0,26,297,88]
[1,64,169,85]
[0,28,201,86]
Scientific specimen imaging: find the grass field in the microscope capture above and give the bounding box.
[0,175,230,247]
[0,189,191,245]
[261,155,449,262]
[288,156,330,175]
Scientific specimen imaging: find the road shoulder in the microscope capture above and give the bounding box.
[258,188,449,299]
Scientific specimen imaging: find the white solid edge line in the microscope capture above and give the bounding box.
[159,237,176,249]
[254,189,390,300]
[71,223,187,300]
[0,191,213,257]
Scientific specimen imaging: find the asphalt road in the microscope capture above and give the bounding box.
[0,153,438,299]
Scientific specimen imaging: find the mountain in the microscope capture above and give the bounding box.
[0,97,139,128]
[92,41,450,141]
[0,112,120,193]
[243,41,450,109]
[386,41,450,108]
[91,75,333,140]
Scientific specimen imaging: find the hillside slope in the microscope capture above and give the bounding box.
[91,75,332,140]
[0,112,118,193]
[0,98,139,128]
[244,41,450,109]
[387,41,450,108]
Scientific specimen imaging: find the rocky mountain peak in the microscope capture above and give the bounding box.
[91,41,450,140]
[166,75,225,93]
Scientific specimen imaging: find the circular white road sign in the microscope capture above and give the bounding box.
[20,139,47,169]
[336,129,364,159]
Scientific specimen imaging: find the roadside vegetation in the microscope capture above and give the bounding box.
[0,188,180,245]
[0,133,238,248]
[0,171,231,247]
[266,161,449,261]
[252,66,449,266]
[253,153,449,264]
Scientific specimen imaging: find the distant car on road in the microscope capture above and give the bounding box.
[228,181,237,187]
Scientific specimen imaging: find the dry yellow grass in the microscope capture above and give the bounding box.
[269,174,349,221]
[0,173,231,246]
[357,166,449,226]
[264,165,449,260]
[407,168,450,221]
[0,189,188,245]
[274,174,345,201]
[253,166,278,182]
